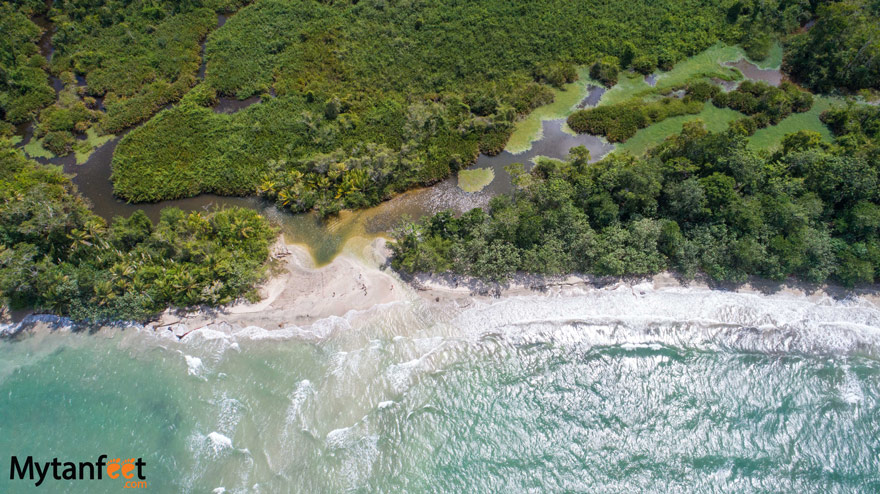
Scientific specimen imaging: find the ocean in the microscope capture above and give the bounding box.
[2,284,879,492]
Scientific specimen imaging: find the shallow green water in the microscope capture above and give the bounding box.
[2,287,880,493]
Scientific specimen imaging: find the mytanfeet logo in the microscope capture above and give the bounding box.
[9,455,146,489]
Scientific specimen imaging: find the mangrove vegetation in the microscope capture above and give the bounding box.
[112,0,779,214]
[0,139,277,322]
[392,108,880,286]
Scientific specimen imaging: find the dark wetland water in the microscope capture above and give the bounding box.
[725,59,783,86]
[469,118,613,196]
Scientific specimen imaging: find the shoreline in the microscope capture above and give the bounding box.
[4,237,880,340]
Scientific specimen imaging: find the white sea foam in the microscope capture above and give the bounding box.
[284,380,314,431]
[184,355,203,377]
[207,432,233,454]
[841,366,865,404]
[437,286,880,356]
[0,314,74,335]
[109,280,880,372]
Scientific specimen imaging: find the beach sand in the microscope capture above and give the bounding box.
[142,236,880,339]
[5,235,880,338]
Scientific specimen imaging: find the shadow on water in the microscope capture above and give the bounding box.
[197,14,229,80]
[576,84,606,109]
[213,95,262,114]
[711,77,739,92]
[32,5,65,96]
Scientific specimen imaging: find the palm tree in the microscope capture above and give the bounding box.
[67,228,92,250]
[92,279,117,306]
[277,188,293,206]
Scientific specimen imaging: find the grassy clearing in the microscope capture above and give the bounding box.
[620,96,840,156]
[506,67,597,154]
[753,41,783,69]
[651,44,743,91]
[618,102,742,155]
[458,168,495,193]
[600,44,746,107]
[607,41,836,156]
[597,72,654,107]
[22,137,54,159]
[510,42,764,156]
[747,95,839,151]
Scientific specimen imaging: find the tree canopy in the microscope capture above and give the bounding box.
[0,139,277,322]
[392,114,880,287]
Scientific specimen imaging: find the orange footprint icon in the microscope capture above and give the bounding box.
[121,458,136,479]
[106,458,121,479]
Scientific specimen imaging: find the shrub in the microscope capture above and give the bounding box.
[632,55,658,75]
[590,56,620,87]
[713,80,813,125]
[534,62,578,88]
[728,117,758,136]
[685,81,720,102]
[568,91,706,142]
[43,131,75,156]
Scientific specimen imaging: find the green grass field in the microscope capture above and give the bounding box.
[599,41,839,156]
[506,42,778,155]
[747,95,839,151]
[458,167,495,192]
[506,67,598,153]
[22,137,54,159]
[617,102,742,155]
[599,43,750,107]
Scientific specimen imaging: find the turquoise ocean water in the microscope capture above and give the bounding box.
[2,286,879,493]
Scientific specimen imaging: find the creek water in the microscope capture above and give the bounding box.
[14,74,612,265]
[724,60,784,87]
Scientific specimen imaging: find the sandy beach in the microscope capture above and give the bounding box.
[134,235,880,339]
[4,235,880,339]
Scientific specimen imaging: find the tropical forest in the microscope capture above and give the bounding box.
[1,0,879,320]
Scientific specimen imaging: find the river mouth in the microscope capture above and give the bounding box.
[15,101,612,267]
